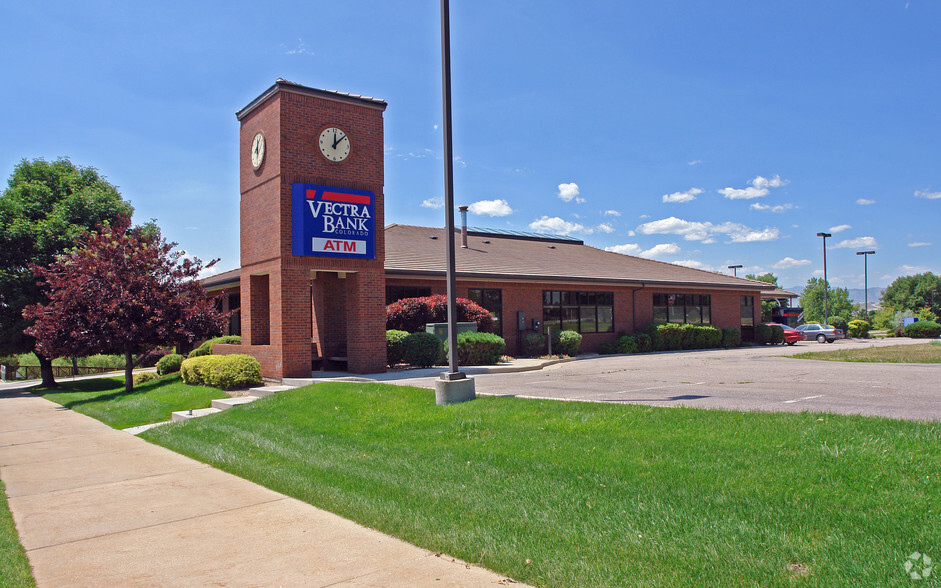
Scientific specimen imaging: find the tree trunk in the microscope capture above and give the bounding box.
[36,352,57,388]
[71,356,80,376]
[125,349,135,393]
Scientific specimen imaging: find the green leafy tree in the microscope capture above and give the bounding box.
[879,272,941,319]
[24,217,227,393]
[746,272,779,322]
[799,277,855,324]
[0,158,133,386]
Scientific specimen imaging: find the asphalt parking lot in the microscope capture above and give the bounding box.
[383,338,941,422]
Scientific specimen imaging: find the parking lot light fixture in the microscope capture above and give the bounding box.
[816,232,831,324]
[856,250,875,319]
[728,264,742,277]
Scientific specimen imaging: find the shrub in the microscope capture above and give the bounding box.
[386,330,410,367]
[616,336,638,354]
[554,330,582,357]
[133,372,160,386]
[904,320,941,339]
[644,322,683,351]
[454,331,505,365]
[755,324,773,345]
[156,353,184,375]
[180,354,262,389]
[386,295,493,333]
[847,319,871,338]
[894,327,906,338]
[721,328,741,348]
[599,342,618,355]
[402,332,443,367]
[522,332,546,357]
[188,335,242,358]
[633,333,653,353]
[0,355,20,372]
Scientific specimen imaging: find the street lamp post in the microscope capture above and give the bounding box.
[728,264,742,277]
[816,232,831,324]
[856,250,875,320]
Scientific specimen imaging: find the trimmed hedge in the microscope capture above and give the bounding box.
[522,332,546,357]
[156,353,184,375]
[188,335,242,358]
[721,328,741,348]
[386,330,410,367]
[402,332,443,367]
[133,372,160,386]
[643,322,724,351]
[616,335,638,354]
[904,320,941,338]
[386,295,494,333]
[180,354,262,389]
[755,324,784,345]
[452,331,506,365]
[553,330,582,357]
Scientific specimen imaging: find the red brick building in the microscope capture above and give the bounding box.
[208,80,775,380]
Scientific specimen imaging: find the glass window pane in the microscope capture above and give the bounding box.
[562,307,579,331]
[543,305,560,328]
[669,305,685,323]
[579,306,597,332]
[686,305,702,324]
[654,305,668,322]
[702,305,711,324]
[543,291,553,305]
[598,307,614,332]
[599,292,613,305]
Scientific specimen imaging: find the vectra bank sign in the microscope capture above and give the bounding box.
[291,184,375,259]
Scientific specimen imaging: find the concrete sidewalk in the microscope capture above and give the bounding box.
[0,389,524,587]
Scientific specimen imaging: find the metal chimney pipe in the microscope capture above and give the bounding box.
[459,205,468,248]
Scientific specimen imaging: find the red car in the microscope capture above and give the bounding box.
[764,322,805,345]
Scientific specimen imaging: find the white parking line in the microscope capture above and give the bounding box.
[614,382,706,394]
[783,394,823,404]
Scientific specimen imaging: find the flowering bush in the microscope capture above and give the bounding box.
[386,295,493,333]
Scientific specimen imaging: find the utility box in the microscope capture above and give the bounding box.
[425,322,478,340]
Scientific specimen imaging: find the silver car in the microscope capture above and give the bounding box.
[795,323,845,343]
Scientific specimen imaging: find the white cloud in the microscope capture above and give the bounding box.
[596,223,615,234]
[832,236,879,249]
[829,224,852,233]
[662,187,703,203]
[627,230,636,236]
[900,264,932,274]
[284,38,314,55]
[421,196,444,209]
[433,124,439,130]
[908,242,932,247]
[718,174,789,200]
[529,216,587,235]
[915,190,941,200]
[636,216,781,243]
[468,199,513,217]
[558,182,584,203]
[812,269,825,276]
[197,265,221,279]
[750,202,795,213]
[688,160,703,166]
[672,259,707,269]
[640,243,681,258]
[603,210,621,217]
[856,198,876,205]
[773,257,812,269]
[605,243,641,255]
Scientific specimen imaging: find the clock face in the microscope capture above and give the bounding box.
[319,127,351,162]
[251,132,265,169]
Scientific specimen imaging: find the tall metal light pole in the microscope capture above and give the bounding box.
[728,264,742,277]
[817,232,831,324]
[434,0,474,404]
[856,250,875,319]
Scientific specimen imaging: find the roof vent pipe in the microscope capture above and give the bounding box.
[458,205,469,248]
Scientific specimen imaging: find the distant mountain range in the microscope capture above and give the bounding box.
[784,286,884,309]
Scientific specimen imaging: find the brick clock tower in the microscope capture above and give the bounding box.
[230,79,388,378]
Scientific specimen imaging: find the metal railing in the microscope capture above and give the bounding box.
[2,365,120,381]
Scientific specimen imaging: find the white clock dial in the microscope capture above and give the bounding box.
[251,132,265,169]
[319,127,351,162]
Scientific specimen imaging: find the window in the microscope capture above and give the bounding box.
[653,293,712,324]
[740,295,754,326]
[385,285,432,305]
[467,288,502,335]
[542,290,614,333]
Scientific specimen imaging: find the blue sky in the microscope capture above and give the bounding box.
[2,1,939,292]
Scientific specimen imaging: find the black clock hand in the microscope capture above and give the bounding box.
[332,130,338,149]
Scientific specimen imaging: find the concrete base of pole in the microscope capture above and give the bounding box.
[435,375,476,405]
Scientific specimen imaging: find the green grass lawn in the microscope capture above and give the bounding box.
[35,374,226,429]
[141,383,941,586]
[0,479,35,587]
[792,342,941,363]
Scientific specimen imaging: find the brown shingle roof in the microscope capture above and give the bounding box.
[385,224,766,291]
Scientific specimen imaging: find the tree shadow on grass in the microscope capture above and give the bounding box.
[33,375,180,409]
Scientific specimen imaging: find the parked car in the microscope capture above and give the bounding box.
[764,322,805,345]
[795,323,845,343]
